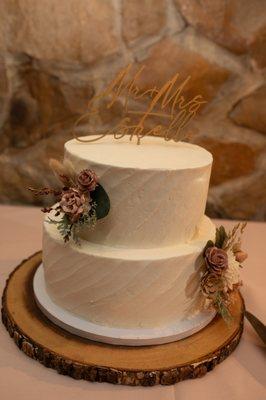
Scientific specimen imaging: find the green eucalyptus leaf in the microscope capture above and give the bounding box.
[215,226,228,248]
[215,228,221,248]
[90,184,110,220]
[203,240,215,255]
[215,292,232,325]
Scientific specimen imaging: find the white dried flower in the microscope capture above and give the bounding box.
[203,297,213,310]
[223,250,240,291]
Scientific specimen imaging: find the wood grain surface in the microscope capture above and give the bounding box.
[1,251,244,386]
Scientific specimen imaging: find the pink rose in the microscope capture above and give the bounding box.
[201,271,224,298]
[60,188,86,223]
[205,246,228,275]
[77,169,98,192]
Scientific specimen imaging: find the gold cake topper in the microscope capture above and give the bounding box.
[73,64,207,145]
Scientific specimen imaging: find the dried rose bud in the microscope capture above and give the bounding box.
[201,271,224,298]
[77,169,98,192]
[235,250,248,263]
[60,188,86,223]
[205,246,228,275]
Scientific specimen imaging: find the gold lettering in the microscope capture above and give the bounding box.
[72,63,206,145]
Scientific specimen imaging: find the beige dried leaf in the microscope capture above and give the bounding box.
[63,159,76,180]
[49,159,68,178]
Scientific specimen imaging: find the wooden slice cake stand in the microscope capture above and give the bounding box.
[1,251,244,386]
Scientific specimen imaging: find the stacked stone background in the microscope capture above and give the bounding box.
[0,0,265,221]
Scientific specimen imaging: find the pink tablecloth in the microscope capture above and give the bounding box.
[0,205,265,400]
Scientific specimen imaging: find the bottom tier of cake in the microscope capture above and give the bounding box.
[42,216,216,330]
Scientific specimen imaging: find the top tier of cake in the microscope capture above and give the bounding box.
[64,136,212,249]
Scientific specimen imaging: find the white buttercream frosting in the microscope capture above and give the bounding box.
[43,216,216,329]
[64,136,213,248]
[65,136,212,170]
[42,135,215,330]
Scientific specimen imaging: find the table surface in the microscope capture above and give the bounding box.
[0,205,265,400]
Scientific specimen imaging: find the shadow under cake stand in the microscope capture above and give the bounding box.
[1,251,244,386]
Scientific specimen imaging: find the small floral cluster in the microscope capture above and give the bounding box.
[200,223,248,322]
[29,159,110,243]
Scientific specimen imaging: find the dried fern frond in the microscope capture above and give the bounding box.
[240,222,247,234]
[28,187,61,197]
[224,222,247,251]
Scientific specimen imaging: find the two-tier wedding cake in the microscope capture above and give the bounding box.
[33,135,219,345]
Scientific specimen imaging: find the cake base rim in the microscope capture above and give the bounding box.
[34,263,216,346]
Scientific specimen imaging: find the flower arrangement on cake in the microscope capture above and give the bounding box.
[29,159,110,243]
[200,223,248,322]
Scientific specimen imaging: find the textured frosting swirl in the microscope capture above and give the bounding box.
[64,136,213,249]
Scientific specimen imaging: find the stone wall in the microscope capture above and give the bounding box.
[0,0,265,220]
